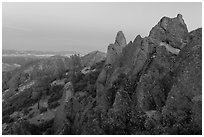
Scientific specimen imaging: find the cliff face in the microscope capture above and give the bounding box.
[163,28,202,130]
[3,14,202,135]
[97,14,190,111]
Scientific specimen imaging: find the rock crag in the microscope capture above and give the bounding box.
[2,14,202,135]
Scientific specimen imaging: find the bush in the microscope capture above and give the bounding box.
[23,108,30,115]
[3,106,15,117]
[70,54,82,71]
[2,115,13,124]
[73,82,87,92]
[40,107,47,113]
[48,85,63,104]
[90,60,105,70]
[48,102,60,109]
[2,71,12,91]
[47,85,63,95]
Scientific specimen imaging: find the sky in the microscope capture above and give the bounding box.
[2,2,202,53]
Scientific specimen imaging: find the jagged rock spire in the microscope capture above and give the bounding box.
[115,31,127,47]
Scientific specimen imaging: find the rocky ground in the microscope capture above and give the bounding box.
[2,14,202,135]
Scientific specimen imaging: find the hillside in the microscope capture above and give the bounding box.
[2,14,202,135]
[2,50,82,72]
[81,50,106,67]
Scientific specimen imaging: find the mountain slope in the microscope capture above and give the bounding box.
[2,14,202,135]
[81,50,106,67]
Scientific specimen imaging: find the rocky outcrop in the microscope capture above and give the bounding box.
[134,14,189,112]
[96,31,127,110]
[106,31,127,65]
[94,14,201,134]
[115,30,127,47]
[121,36,149,76]
[53,82,74,134]
[96,14,190,113]
[149,14,189,49]
[3,14,202,135]
[162,28,202,133]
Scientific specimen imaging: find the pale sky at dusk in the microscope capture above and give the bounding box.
[2,2,202,53]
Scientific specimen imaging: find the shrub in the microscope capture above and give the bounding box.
[3,106,15,117]
[48,85,63,104]
[40,107,47,113]
[48,102,60,109]
[23,108,30,115]
[2,115,13,124]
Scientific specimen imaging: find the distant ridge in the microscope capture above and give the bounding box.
[2,49,82,56]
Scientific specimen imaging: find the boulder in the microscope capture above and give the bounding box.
[149,14,189,49]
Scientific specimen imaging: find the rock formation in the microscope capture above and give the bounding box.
[96,31,127,110]
[53,82,74,134]
[94,14,202,134]
[162,28,202,131]
[2,14,202,135]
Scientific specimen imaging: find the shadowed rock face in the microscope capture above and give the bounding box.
[121,35,144,74]
[162,28,202,129]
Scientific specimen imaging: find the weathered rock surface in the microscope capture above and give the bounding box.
[134,14,190,112]
[92,14,202,135]
[149,14,189,49]
[115,30,127,47]
[94,14,201,134]
[53,82,74,134]
[106,31,126,65]
[162,28,202,133]
[96,31,127,110]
